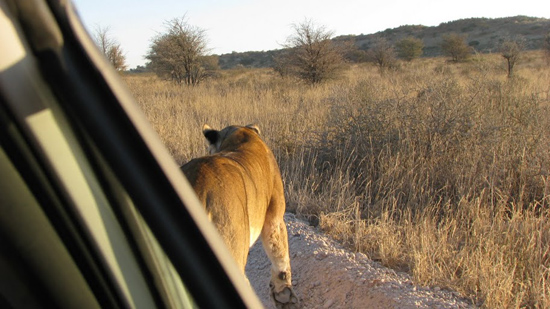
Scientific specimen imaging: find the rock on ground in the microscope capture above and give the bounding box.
[245,213,473,309]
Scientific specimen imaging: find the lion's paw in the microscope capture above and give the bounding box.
[270,284,300,309]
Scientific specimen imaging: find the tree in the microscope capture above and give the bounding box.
[367,38,396,70]
[276,19,345,84]
[93,26,127,72]
[441,33,470,62]
[201,55,220,72]
[395,36,424,61]
[146,17,212,85]
[500,36,525,78]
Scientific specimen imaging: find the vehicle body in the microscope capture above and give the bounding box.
[0,0,262,307]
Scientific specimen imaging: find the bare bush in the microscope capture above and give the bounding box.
[395,36,424,61]
[276,19,346,84]
[146,16,213,85]
[441,33,471,62]
[500,36,525,78]
[93,25,127,72]
[367,38,397,71]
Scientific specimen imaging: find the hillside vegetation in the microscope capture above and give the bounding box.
[218,15,550,69]
[126,50,550,308]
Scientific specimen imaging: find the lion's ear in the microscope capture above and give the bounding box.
[246,124,261,135]
[202,124,219,145]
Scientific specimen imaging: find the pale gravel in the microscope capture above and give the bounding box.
[246,213,474,309]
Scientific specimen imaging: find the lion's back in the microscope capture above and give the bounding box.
[181,156,246,200]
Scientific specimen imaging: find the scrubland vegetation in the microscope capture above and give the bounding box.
[125,51,550,308]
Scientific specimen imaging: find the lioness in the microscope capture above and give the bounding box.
[181,124,298,308]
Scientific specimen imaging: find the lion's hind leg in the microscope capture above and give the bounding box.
[260,213,299,308]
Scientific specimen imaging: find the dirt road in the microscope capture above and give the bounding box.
[246,213,472,308]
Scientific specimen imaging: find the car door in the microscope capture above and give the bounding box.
[0,0,263,308]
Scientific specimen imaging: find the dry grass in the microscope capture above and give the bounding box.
[125,51,550,308]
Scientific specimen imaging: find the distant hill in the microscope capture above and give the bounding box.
[217,15,550,69]
[337,16,550,57]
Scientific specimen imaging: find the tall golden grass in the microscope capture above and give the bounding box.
[125,51,550,308]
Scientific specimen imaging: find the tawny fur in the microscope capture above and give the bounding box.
[181,125,297,307]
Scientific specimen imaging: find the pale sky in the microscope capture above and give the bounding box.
[71,0,550,69]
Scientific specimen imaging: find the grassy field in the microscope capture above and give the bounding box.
[125,52,550,308]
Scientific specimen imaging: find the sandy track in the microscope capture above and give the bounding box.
[246,213,473,309]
